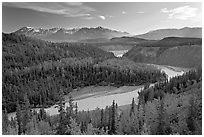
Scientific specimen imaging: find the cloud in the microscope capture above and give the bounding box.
[66,2,83,6]
[122,11,127,14]
[83,16,95,20]
[137,11,144,14]
[160,8,169,13]
[3,2,96,18]
[84,15,113,20]
[160,6,198,20]
[99,15,106,20]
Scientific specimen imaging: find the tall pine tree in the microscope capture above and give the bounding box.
[16,100,23,135]
[22,93,31,133]
[110,100,116,134]
[130,98,135,117]
[57,89,66,135]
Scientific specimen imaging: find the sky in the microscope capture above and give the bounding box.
[2,2,202,35]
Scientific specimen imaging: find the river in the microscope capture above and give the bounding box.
[7,64,185,119]
[109,50,129,57]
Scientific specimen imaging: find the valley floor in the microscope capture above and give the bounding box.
[45,85,144,116]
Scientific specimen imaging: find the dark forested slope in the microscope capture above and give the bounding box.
[123,37,202,68]
[3,33,114,71]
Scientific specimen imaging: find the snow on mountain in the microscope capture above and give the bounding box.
[14,26,130,42]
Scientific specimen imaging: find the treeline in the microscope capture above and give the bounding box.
[2,69,202,135]
[138,68,202,104]
[136,37,202,47]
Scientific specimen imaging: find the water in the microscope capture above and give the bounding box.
[7,65,184,119]
[109,50,129,57]
[152,64,184,80]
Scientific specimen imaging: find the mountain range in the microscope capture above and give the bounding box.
[13,26,202,42]
[14,26,130,42]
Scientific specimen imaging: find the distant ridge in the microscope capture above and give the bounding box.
[135,27,202,40]
[123,36,202,68]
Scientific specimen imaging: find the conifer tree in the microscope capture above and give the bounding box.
[110,100,116,134]
[16,100,23,135]
[57,89,66,135]
[100,109,104,128]
[22,93,31,133]
[130,98,135,117]
[64,94,75,134]
[39,108,47,121]
[187,95,196,134]
[157,98,165,135]
[85,123,95,135]
[75,102,78,120]
[66,118,82,135]
[67,95,74,117]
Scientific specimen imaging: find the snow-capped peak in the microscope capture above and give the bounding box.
[26,26,32,28]
[34,29,40,32]
[14,26,130,42]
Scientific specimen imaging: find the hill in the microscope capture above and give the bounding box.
[135,27,202,40]
[110,36,148,43]
[79,36,149,52]
[135,37,201,47]
[123,37,202,68]
[2,33,114,70]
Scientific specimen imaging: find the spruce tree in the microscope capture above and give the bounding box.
[157,98,165,135]
[16,100,22,135]
[22,93,31,133]
[75,102,78,121]
[130,98,135,117]
[100,109,104,128]
[39,108,47,121]
[187,95,196,134]
[67,95,74,117]
[110,100,116,134]
[57,89,66,135]
[108,106,111,133]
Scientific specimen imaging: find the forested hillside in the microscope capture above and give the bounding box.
[123,37,202,68]
[2,68,202,135]
[135,37,201,47]
[3,33,114,70]
[2,33,164,113]
[2,33,202,135]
